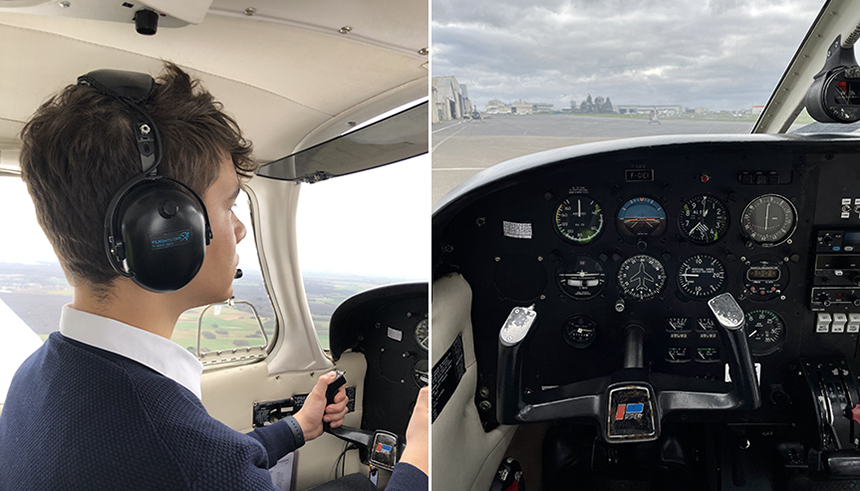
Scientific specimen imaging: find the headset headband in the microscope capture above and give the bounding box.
[77,69,162,175]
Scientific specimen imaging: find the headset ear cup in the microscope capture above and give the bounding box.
[117,179,208,292]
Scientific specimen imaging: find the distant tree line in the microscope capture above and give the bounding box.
[571,94,613,114]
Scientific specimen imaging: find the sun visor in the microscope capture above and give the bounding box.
[256,101,427,183]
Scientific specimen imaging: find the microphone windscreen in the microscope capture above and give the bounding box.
[234,268,243,279]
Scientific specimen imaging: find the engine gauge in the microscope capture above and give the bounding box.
[696,318,716,332]
[745,310,786,356]
[742,257,789,301]
[667,346,690,363]
[695,347,720,363]
[617,197,667,238]
[414,318,429,351]
[677,254,726,299]
[666,317,691,332]
[557,255,606,300]
[617,255,667,301]
[554,196,604,244]
[678,195,729,244]
[740,194,797,246]
[562,315,597,348]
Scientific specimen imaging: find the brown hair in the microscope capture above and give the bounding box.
[19,62,256,293]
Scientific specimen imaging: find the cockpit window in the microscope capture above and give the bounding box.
[431,0,822,201]
[297,155,430,350]
[170,189,277,366]
[0,176,275,375]
[0,175,71,338]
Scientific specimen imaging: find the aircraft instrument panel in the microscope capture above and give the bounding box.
[433,135,860,430]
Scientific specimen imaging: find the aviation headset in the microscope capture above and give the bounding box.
[77,69,212,293]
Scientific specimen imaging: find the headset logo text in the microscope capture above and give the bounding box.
[150,229,192,251]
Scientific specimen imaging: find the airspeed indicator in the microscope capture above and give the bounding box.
[554,196,604,244]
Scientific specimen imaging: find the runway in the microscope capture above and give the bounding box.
[432,114,758,205]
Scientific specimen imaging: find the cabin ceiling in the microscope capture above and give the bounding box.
[0,0,428,164]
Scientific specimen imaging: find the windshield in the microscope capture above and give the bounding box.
[297,154,430,350]
[431,0,823,202]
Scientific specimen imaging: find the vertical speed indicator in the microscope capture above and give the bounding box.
[554,196,604,244]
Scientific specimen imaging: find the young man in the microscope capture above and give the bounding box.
[0,63,428,490]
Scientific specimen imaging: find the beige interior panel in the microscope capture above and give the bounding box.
[432,273,516,491]
[0,21,329,163]
[202,351,368,490]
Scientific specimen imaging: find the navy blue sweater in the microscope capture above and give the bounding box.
[0,332,427,490]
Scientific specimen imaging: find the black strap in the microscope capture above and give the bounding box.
[77,69,162,175]
[283,415,305,448]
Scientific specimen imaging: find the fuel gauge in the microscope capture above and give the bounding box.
[695,347,720,363]
[667,346,690,363]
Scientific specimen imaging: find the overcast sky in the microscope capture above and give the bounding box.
[433,0,824,111]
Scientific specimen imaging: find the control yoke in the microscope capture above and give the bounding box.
[495,293,761,442]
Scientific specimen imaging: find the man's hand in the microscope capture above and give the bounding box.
[293,371,349,441]
[399,386,429,475]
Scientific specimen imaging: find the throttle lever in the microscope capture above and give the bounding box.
[707,293,762,410]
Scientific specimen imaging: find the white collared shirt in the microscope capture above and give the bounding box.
[59,305,203,399]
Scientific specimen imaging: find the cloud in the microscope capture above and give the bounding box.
[433,0,822,110]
